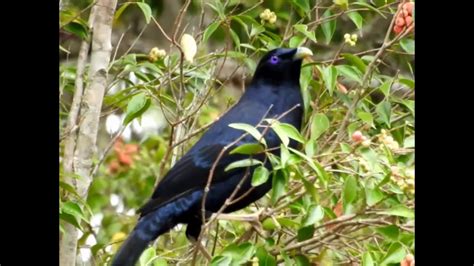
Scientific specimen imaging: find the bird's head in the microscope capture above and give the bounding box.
[252,47,313,85]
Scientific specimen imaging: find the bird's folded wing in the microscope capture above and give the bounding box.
[137,143,246,216]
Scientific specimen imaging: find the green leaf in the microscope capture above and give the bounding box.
[360,147,380,172]
[153,258,168,266]
[380,242,406,265]
[333,0,349,9]
[365,187,384,206]
[311,113,330,140]
[379,205,414,218]
[202,21,221,42]
[297,225,315,241]
[401,99,414,115]
[271,170,286,204]
[64,21,89,40]
[250,24,265,37]
[293,24,317,43]
[230,143,264,155]
[59,213,83,230]
[262,217,278,230]
[271,123,290,147]
[211,256,232,266]
[340,142,351,153]
[230,28,240,49]
[280,144,290,167]
[136,2,152,24]
[289,35,305,48]
[220,242,255,265]
[291,0,310,16]
[343,176,358,206]
[301,177,318,202]
[305,139,316,157]
[399,78,414,89]
[295,255,311,266]
[139,247,156,266]
[379,80,392,97]
[280,250,292,266]
[61,201,85,221]
[357,112,374,127]
[277,217,300,228]
[321,65,337,96]
[256,246,277,266]
[225,158,262,172]
[404,135,415,148]
[59,181,81,199]
[134,70,151,82]
[400,38,414,54]
[288,147,329,187]
[240,43,256,50]
[303,205,324,226]
[229,123,267,146]
[347,11,363,29]
[376,101,392,127]
[252,166,270,187]
[232,16,248,35]
[342,53,367,73]
[114,2,131,22]
[321,10,336,44]
[276,123,305,144]
[362,252,374,266]
[347,122,359,138]
[336,65,363,84]
[124,93,151,125]
[207,1,225,19]
[376,225,399,242]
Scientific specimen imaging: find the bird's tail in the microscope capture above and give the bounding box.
[111,190,203,266]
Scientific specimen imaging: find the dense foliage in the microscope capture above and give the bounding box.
[60,0,414,265]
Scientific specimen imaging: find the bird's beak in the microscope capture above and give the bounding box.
[293,47,313,60]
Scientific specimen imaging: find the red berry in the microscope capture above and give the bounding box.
[393,25,403,34]
[352,131,364,142]
[396,16,406,27]
[405,16,413,27]
[403,2,414,15]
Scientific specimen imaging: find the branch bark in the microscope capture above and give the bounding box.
[59,0,117,265]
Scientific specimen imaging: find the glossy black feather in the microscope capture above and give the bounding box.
[112,47,307,266]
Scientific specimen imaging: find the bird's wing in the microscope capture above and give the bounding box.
[138,100,269,217]
[137,143,250,216]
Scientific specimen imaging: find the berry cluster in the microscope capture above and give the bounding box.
[108,138,139,174]
[393,1,414,34]
[148,47,166,62]
[344,33,358,46]
[260,9,277,24]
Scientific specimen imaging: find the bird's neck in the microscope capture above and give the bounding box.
[251,70,301,86]
[243,81,303,113]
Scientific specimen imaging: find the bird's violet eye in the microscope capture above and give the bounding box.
[270,55,279,64]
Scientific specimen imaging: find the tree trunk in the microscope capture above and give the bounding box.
[59,0,117,265]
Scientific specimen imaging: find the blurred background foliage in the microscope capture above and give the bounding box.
[60,0,414,265]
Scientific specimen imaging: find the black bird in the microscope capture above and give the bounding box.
[112,47,313,265]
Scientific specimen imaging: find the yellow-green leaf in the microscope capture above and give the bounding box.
[343,176,358,206]
[311,113,330,140]
[230,143,264,155]
[203,21,220,42]
[136,2,152,24]
[225,158,262,172]
[229,123,267,146]
[251,166,270,187]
